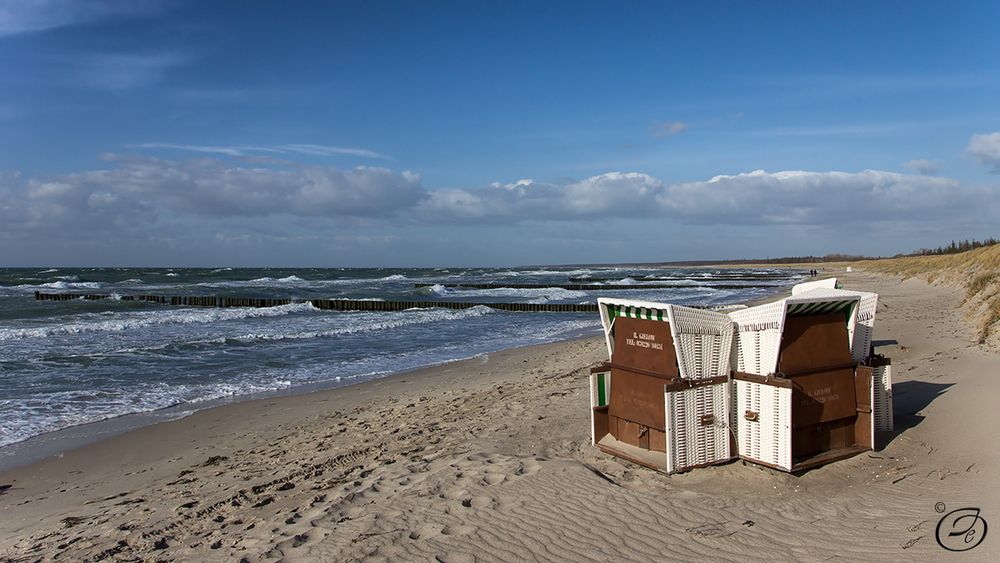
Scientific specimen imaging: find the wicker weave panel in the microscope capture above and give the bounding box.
[729,302,785,375]
[873,364,893,432]
[850,292,879,363]
[668,305,734,380]
[664,382,732,473]
[735,380,792,470]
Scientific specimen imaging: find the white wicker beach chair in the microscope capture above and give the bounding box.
[790,277,838,295]
[593,298,735,473]
[728,290,872,471]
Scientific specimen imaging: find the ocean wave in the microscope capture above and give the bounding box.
[38,268,59,274]
[0,384,184,448]
[484,268,615,278]
[0,302,320,341]
[34,281,103,290]
[228,305,493,343]
[252,275,305,283]
[379,274,408,281]
[0,376,301,448]
[424,285,588,302]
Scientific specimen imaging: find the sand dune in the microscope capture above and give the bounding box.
[1,270,997,561]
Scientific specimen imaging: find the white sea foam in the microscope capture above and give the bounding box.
[0,302,319,341]
[427,286,587,302]
[33,281,103,290]
[380,274,408,281]
[228,305,493,343]
[249,275,305,283]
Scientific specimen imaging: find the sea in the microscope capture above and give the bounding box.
[0,266,803,462]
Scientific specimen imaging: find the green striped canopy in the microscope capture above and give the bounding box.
[786,299,856,317]
[604,303,668,321]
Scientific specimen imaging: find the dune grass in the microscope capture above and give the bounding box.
[856,245,1000,344]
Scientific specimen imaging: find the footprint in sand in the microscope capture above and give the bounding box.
[440,524,475,536]
[481,472,506,486]
[460,495,495,509]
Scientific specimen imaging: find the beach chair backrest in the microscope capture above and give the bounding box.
[729,290,861,376]
[598,298,678,378]
[728,300,785,376]
[793,288,878,363]
[665,305,734,380]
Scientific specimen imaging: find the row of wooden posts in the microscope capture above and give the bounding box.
[413,282,773,290]
[33,292,600,313]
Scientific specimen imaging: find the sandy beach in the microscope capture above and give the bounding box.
[1,269,997,561]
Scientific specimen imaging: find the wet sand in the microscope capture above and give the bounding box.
[1,270,997,561]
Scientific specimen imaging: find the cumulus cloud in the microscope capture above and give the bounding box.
[0,156,427,237]
[902,159,940,175]
[2,157,996,254]
[651,121,688,138]
[417,169,978,226]
[968,132,1000,171]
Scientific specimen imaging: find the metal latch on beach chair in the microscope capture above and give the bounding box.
[744,410,759,422]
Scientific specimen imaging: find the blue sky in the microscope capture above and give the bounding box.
[1,0,999,267]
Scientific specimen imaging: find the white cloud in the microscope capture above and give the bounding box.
[902,159,940,175]
[1,156,427,236]
[0,0,164,37]
[132,143,391,160]
[418,169,980,226]
[3,158,996,257]
[968,132,1000,171]
[651,121,688,138]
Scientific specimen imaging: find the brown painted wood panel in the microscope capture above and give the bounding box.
[779,313,852,375]
[792,418,855,459]
[648,428,667,453]
[616,418,644,447]
[790,368,857,426]
[854,366,874,449]
[593,407,609,442]
[612,316,678,378]
[607,368,667,430]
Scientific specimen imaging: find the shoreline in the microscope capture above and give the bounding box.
[9,268,992,560]
[0,328,602,474]
[0,270,806,474]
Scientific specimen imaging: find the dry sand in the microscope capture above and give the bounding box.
[1,270,997,561]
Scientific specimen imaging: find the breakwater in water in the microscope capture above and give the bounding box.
[34,291,600,312]
[413,282,777,290]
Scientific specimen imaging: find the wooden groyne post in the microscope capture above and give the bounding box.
[33,292,600,313]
